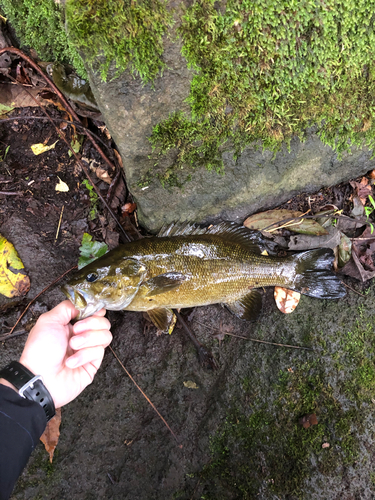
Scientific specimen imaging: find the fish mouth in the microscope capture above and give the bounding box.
[62,285,88,308]
[61,285,105,319]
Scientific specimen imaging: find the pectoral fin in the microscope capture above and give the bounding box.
[224,290,262,321]
[144,273,185,297]
[147,307,177,334]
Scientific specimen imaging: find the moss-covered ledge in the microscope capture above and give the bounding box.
[3,0,375,229]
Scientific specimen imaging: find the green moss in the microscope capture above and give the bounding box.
[66,0,174,83]
[199,302,375,498]
[0,0,86,77]
[150,0,375,184]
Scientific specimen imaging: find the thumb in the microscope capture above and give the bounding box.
[40,300,80,326]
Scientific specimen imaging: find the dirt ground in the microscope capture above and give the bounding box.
[2,105,375,499]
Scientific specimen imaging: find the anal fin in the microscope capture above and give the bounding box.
[224,290,262,321]
[147,307,177,334]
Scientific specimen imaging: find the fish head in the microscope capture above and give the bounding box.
[62,257,146,319]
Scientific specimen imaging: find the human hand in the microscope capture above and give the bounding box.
[17,300,112,408]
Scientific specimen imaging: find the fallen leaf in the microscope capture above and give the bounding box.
[40,408,61,463]
[0,234,30,298]
[95,167,112,184]
[31,140,58,155]
[183,381,199,389]
[55,176,69,192]
[350,177,372,205]
[274,287,300,314]
[244,209,328,235]
[113,148,123,169]
[122,202,137,217]
[288,225,341,251]
[337,232,352,268]
[322,442,330,449]
[0,102,14,116]
[68,134,84,157]
[78,233,108,269]
[339,251,375,282]
[299,413,318,429]
[350,195,365,218]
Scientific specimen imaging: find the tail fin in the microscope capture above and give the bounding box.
[292,249,346,299]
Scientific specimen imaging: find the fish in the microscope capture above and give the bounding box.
[62,222,346,333]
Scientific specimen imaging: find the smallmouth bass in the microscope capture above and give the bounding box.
[62,222,346,332]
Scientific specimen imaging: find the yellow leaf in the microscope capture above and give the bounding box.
[0,234,30,298]
[183,381,199,389]
[55,176,69,192]
[274,287,300,314]
[31,140,58,155]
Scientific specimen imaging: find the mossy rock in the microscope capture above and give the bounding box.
[3,0,375,230]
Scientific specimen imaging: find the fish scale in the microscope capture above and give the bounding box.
[125,235,294,311]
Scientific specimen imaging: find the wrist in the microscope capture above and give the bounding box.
[0,361,56,422]
[0,378,17,392]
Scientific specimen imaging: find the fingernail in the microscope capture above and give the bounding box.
[66,357,79,368]
[71,336,85,349]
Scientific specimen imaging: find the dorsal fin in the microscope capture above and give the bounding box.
[157,221,269,254]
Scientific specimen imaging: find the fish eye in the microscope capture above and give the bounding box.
[86,272,99,283]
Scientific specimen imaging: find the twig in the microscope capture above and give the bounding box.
[108,345,182,448]
[193,319,314,350]
[261,209,311,232]
[55,205,64,243]
[342,281,367,297]
[0,191,23,195]
[5,265,77,338]
[175,311,219,369]
[224,332,314,350]
[0,330,28,342]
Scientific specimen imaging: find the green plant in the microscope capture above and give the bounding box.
[78,233,108,269]
[0,0,86,76]
[82,179,98,220]
[364,195,375,233]
[149,0,375,186]
[66,0,174,83]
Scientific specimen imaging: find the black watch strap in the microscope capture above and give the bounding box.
[0,361,55,422]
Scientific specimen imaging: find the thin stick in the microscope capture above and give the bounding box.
[342,281,367,297]
[5,265,77,338]
[261,209,311,232]
[193,320,313,350]
[55,205,64,243]
[108,345,182,448]
[224,332,314,350]
[0,191,23,195]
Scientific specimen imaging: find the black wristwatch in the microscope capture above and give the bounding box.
[0,361,55,422]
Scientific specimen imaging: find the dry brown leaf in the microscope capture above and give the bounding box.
[95,167,112,185]
[113,149,123,169]
[0,84,51,111]
[40,408,61,463]
[244,209,328,235]
[350,177,372,205]
[299,413,318,429]
[122,202,137,217]
[274,287,300,314]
